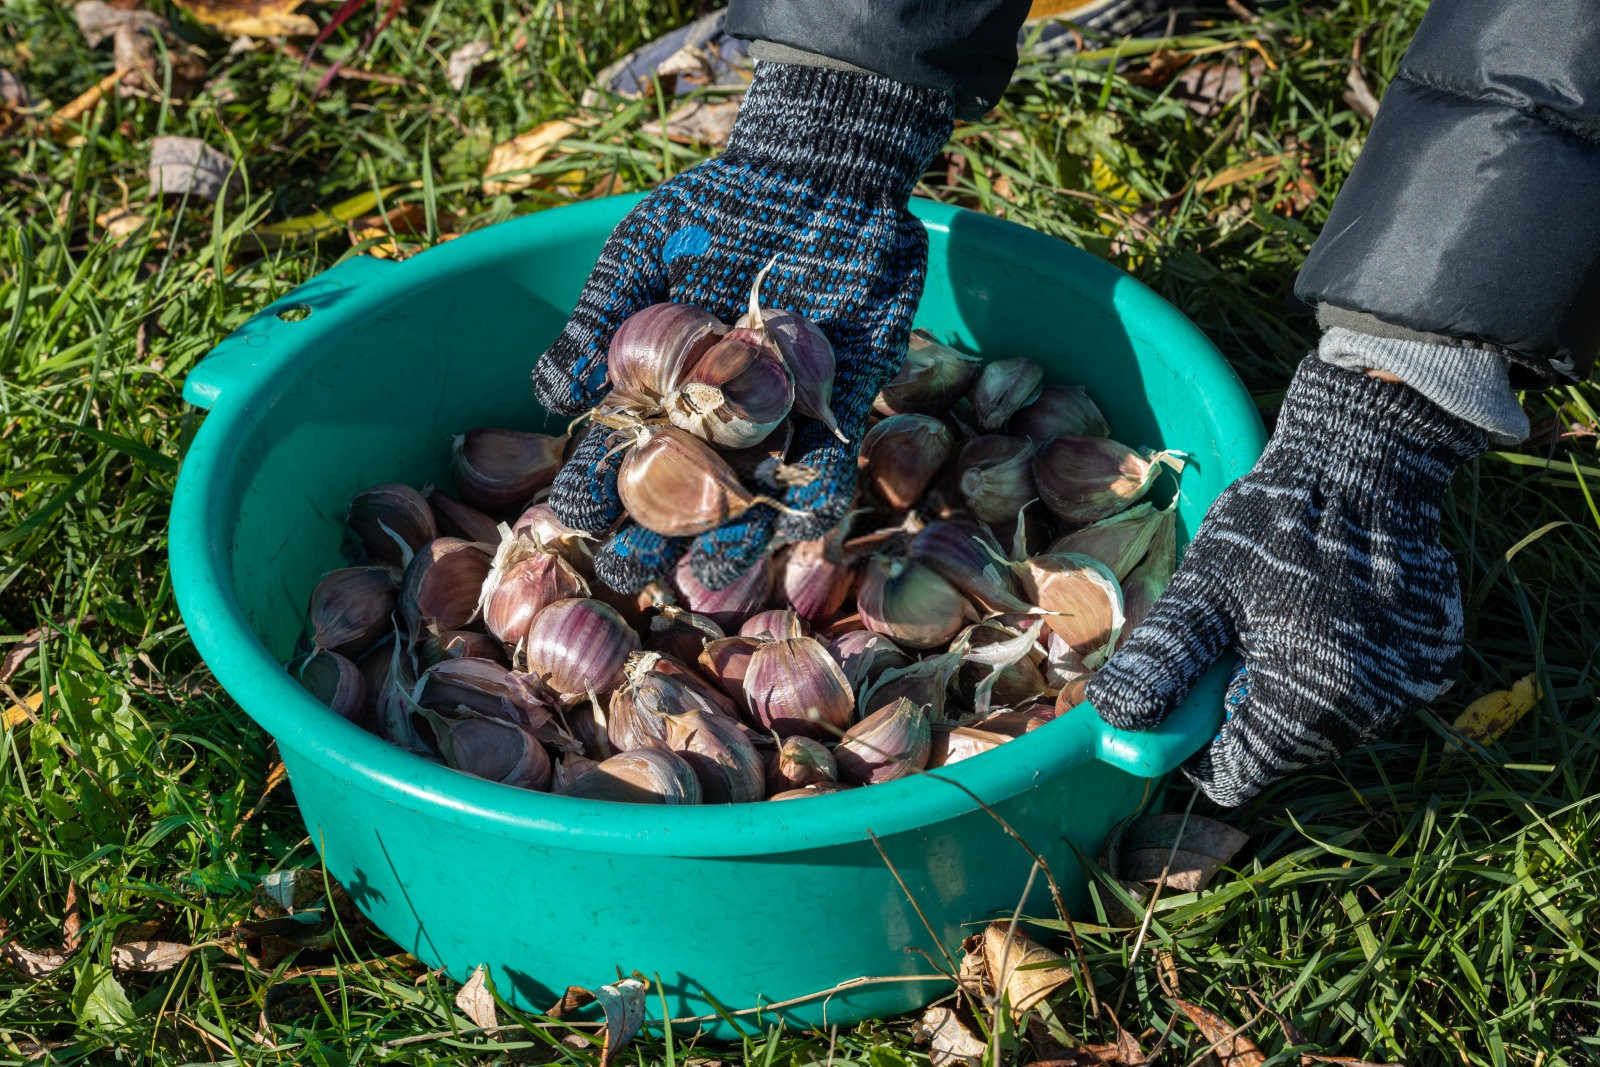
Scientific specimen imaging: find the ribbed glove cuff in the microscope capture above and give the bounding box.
[1266,356,1487,499]
[724,63,955,199]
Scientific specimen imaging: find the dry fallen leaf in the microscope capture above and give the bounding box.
[4,689,42,730]
[1118,814,1248,894]
[62,883,82,955]
[172,0,316,37]
[455,964,498,1029]
[97,207,151,244]
[641,96,741,147]
[982,921,1072,1018]
[915,1005,986,1067]
[149,136,238,201]
[75,1,207,96]
[1452,674,1539,747]
[1174,999,1266,1067]
[0,919,70,979]
[0,67,30,134]
[111,940,193,973]
[1170,55,1265,118]
[446,40,491,91]
[73,1,165,47]
[595,977,647,1067]
[482,119,580,195]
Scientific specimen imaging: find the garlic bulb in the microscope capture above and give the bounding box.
[1009,385,1109,442]
[970,357,1044,431]
[956,435,1037,526]
[874,330,983,415]
[673,554,774,630]
[1032,435,1184,527]
[663,333,794,448]
[606,303,726,407]
[606,651,729,752]
[309,566,399,658]
[451,428,565,516]
[346,483,436,566]
[521,597,640,704]
[835,697,932,785]
[560,748,702,804]
[744,635,855,739]
[857,557,971,650]
[858,414,955,509]
[296,649,369,725]
[616,426,776,536]
[400,538,491,635]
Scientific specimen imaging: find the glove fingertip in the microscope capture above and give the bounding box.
[687,507,776,590]
[548,430,626,533]
[594,524,689,595]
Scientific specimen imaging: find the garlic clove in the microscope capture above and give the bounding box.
[956,435,1037,526]
[663,332,795,448]
[521,597,640,704]
[606,303,727,406]
[606,650,733,752]
[858,414,955,509]
[452,428,566,517]
[970,357,1045,432]
[552,753,600,793]
[835,696,932,785]
[768,782,849,801]
[1009,385,1110,442]
[776,534,859,623]
[956,620,1052,715]
[739,608,806,641]
[478,527,588,647]
[873,330,983,415]
[346,483,437,566]
[1055,673,1093,713]
[664,708,766,803]
[400,538,492,635]
[738,305,844,441]
[744,635,855,740]
[309,565,400,658]
[616,426,769,536]
[673,553,774,629]
[697,636,762,720]
[722,420,795,485]
[512,501,596,573]
[417,707,552,790]
[296,649,370,726]
[1117,508,1176,645]
[1032,435,1184,527]
[907,519,1031,615]
[645,605,725,666]
[766,735,837,793]
[824,630,911,696]
[417,626,507,667]
[857,647,964,721]
[1016,552,1125,667]
[857,557,972,650]
[426,488,502,545]
[1048,502,1167,580]
[560,748,702,804]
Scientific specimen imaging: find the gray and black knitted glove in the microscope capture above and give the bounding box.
[1087,357,1488,806]
[534,63,954,593]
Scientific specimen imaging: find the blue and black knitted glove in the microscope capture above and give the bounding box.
[534,63,955,593]
[1087,357,1487,806]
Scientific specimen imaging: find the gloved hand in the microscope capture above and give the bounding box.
[534,63,954,593]
[1087,356,1488,806]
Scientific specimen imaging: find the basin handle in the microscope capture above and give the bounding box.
[184,256,400,411]
[1083,660,1229,779]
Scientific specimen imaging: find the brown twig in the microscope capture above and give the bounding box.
[45,68,127,133]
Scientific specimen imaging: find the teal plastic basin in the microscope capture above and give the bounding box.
[169,195,1265,1036]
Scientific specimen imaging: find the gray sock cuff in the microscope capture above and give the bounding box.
[1318,327,1530,445]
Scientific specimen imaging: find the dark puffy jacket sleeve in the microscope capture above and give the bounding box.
[725,0,1033,117]
[1295,0,1600,383]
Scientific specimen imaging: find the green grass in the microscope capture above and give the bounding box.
[2,0,1597,1062]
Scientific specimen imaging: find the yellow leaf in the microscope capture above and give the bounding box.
[253,184,417,248]
[1452,674,1539,746]
[173,0,316,37]
[4,689,43,730]
[482,119,579,196]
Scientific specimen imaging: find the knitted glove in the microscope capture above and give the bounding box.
[534,63,954,593]
[1087,357,1487,806]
